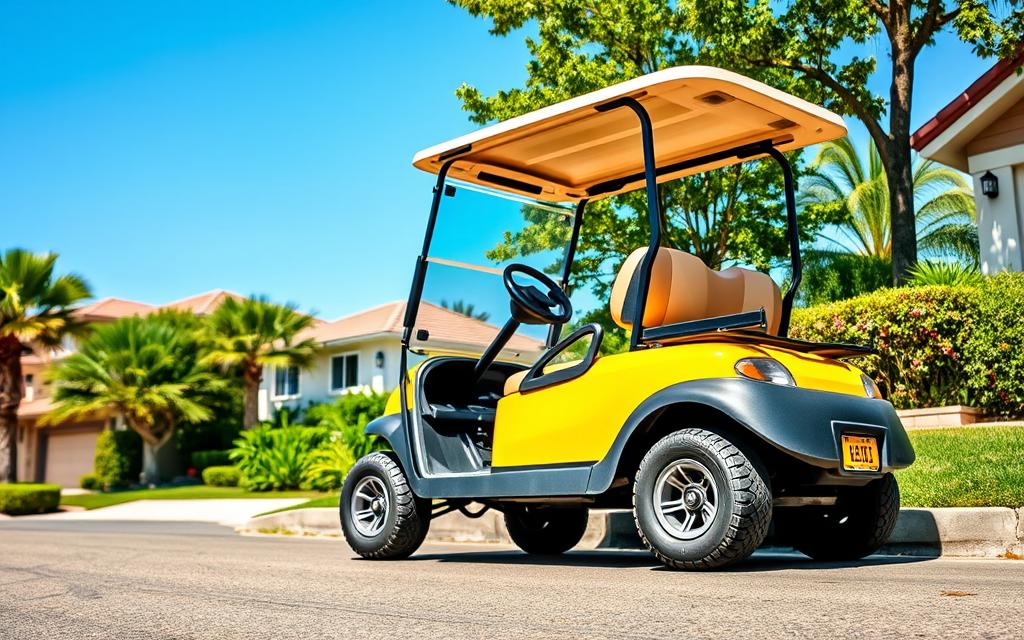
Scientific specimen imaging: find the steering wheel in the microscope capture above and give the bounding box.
[503,264,573,325]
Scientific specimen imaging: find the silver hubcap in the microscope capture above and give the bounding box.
[653,459,719,540]
[351,476,389,537]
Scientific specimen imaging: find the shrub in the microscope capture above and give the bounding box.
[791,285,979,410]
[0,484,61,515]
[304,392,389,458]
[202,465,241,487]
[304,437,357,491]
[93,429,143,490]
[79,473,100,490]
[791,273,1024,417]
[191,450,232,472]
[230,426,331,491]
[907,261,983,287]
[962,274,1024,417]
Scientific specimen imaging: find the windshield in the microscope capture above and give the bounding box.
[411,180,576,362]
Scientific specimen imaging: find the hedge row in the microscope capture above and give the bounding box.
[790,273,1024,417]
[0,484,61,515]
[202,466,241,487]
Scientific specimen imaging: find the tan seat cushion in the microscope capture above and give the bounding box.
[504,369,530,396]
[609,247,782,335]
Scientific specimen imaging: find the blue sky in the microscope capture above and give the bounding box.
[1,2,994,320]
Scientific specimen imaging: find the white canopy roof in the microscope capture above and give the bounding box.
[413,66,846,202]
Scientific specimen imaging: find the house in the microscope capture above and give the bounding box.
[16,293,544,486]
[911,51,1024,273]
[14,290,243,486]
[261,300,545,418]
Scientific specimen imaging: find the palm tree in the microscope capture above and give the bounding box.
[203,296,318,430]
[0,249,91,482]
[44,312,219,483]
[800,137,978,266]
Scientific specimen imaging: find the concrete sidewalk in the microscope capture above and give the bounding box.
[21,499,305,527]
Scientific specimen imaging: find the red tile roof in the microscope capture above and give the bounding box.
[159,289,245,315]
[73,297,155,321]
[911,51,1024,151]
[305,300,544,354]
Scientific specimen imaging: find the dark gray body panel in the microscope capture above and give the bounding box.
[366,377,915,499]
[585,378,914,493]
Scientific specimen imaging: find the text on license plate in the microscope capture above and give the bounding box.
[841,435,880,471]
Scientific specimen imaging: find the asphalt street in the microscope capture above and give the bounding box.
[0,519,1021,640]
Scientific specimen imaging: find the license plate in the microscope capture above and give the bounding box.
[841,435,880,471]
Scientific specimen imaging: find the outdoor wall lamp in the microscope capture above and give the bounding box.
[375,351,385,369]
[980,171,999,198]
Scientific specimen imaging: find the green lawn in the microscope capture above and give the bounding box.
[60,485,326,510]
[896,426,1024,508]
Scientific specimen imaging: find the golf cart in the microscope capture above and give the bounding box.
[340,66,915,569]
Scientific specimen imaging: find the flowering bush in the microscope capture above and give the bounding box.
[961,273,1024,417]
[791,285,978,410]
[790,273,1024,418]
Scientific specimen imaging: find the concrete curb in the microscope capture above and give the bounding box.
[238,506,1024,558]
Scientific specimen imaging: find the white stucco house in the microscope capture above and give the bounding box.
[912,50,1024,273]
[259,300,544,418]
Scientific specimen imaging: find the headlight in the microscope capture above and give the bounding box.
[861,373,881,399]
[734,358,795,386]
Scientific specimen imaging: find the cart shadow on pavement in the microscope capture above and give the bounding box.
[408,548,937,572]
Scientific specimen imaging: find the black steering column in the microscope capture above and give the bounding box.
[473,264,573,383]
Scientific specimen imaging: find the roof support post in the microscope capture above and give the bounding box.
[595,97,663,350]
[765,147,800,337]
[546,199,588,347]
[402,159,456,347]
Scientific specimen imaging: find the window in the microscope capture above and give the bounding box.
[331,354,359,391]
[274,366,300,397]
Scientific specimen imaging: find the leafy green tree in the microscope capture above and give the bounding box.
[440,299,491,322]
[0,249,91,483]
[798,250,893,306]
[801,137,978,262]
[203,296,318,430]
[45,312,221,483]
[685,0,1022,283]
[451,0,841,318]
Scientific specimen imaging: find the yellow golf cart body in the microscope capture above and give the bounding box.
[340,66,914,569]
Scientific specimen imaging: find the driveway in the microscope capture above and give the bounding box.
[19,498,305,527]
[0,518,1021,639]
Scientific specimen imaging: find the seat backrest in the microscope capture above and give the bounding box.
[609,247,782,335]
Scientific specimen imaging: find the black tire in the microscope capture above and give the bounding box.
[340,452,430,559]
[633,428,771,570]
[504,506,590,555]
[787,473,900,561]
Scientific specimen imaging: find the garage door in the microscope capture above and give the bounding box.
[44,427,102,487]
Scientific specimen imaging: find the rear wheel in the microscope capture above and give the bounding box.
[340,452,430,559]
[633,428,771,570]
[785,473,900,561]
[504,506,589,555]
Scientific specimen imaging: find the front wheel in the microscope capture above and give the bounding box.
[633,428,772,570]
[340,452,430,559]
[504,506,589,555]
[785,473,900,561]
